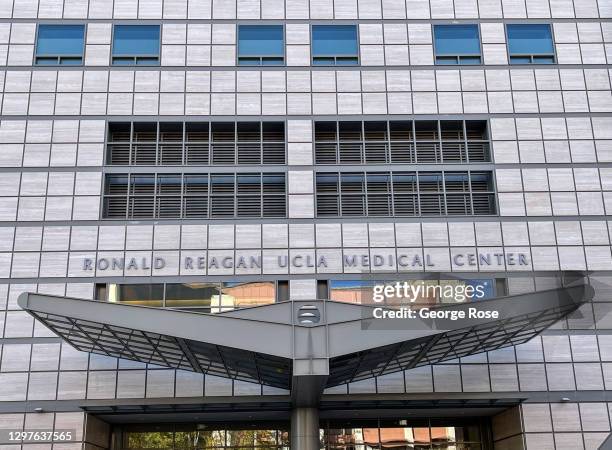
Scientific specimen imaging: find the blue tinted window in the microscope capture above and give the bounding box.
[238,25,284,56]
[434,25,480,55]
[238,25,284,65]
[433,25,481,65]
[312,25,358,65]
[113,25,160,56]
[35,25,84,64]
[507,24,555,64]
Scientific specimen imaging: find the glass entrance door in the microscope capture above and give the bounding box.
[122,425,289,450]
[119,419,490,450]
[322,419,488,450]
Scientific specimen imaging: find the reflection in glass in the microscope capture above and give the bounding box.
[121,421,484,450]
[218,281,276,313]
[254,430,278,446]
[125,430,174,449]
[109,284,164,307]
[326,428,367,449]
[174,431,199,450]
[165,283,220,309]
[379,426,415,448]
[227,429,256,447]
[329,280,375,304]
[104,282,277,312]
[196,429,226,447]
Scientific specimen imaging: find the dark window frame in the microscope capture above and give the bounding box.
[111,24,161,66]
[34,23,86,66]
[505,23,556,65]
[433,23,482,65]
[311,24,360,66]
[237,24,286,66]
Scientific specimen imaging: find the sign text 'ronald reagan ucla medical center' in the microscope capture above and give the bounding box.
[82,251,530,272]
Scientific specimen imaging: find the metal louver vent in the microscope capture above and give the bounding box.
[314,120,490,165]
[315,171,496,218]
[210,197,235,218]
[341,195,366,216]
[316,197,339,216]
[415,142,440,162]
[262,142,285,164]
[103,173,287,219]
[419,194,444,215]
[262,196,286,217]
[364,142,388,163]
[159,143,183,165]
[103,197,127,218]
[132,143,157,165]
[237,196,261,217]
[237,143,262,164]
[106,122,286,166]
[212,142,236,165]
[185,143,209,165]
[107,143,130,165]
[389,141,414,163]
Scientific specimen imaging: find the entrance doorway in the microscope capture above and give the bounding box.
[115,418,490,450]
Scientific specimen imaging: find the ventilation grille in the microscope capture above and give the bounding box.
[103,173,286,219]
[315,120,490,165]
[316,171,496,217]
[107,122,286,166]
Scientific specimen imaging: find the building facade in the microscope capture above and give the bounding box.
[1,0,612,448]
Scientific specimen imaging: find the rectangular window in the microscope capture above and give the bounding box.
[507,24,555,64]
[315,171,496,217]
[329,280,376,304]
[95,283,107,301]
[433,24,481,65]
[164,283,220,309]
[103,173,286,219]
[104,282,279,312]
[312,25,358,66]
[35,24,85,65]
[220,281,276,312]
[238,25,284,65]
[112,25,160,65]
[108,283,164,307]
[123,426,289,449]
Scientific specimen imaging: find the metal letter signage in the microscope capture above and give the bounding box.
[81,251,530,273]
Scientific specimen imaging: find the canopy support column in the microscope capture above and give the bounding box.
[290,407,319,450]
